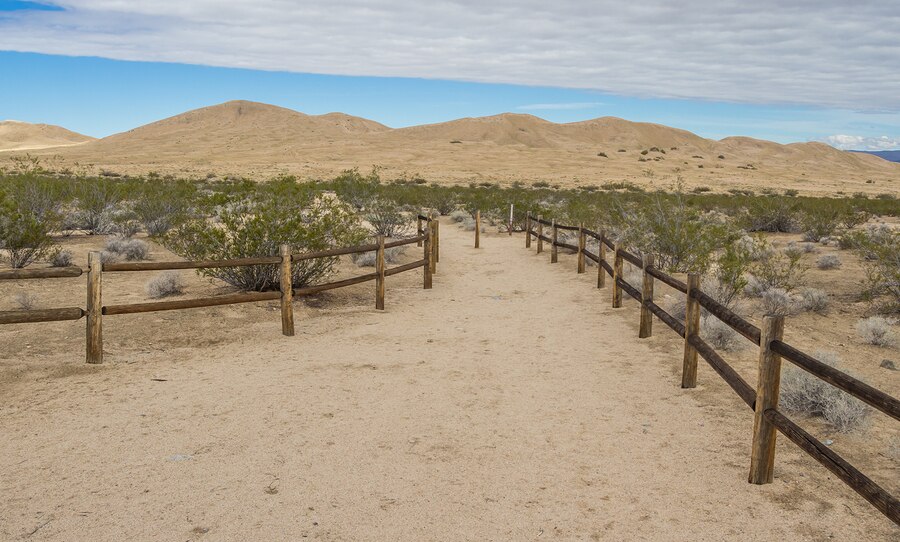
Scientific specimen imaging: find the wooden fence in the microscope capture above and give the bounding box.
[524,213,899,526]
[1,216,440,365]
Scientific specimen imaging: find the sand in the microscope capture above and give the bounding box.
[4,101,898,196]
[0,222,897,540]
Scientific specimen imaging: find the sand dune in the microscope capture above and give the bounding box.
[3,100,897,195]
[0,120,94,152]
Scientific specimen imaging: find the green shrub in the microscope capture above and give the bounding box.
[0,206,56,268]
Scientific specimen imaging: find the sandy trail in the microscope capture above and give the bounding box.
[0,223,895,541]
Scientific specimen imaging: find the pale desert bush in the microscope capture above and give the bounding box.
[352,246,407,267]
[700,315,743,351]
[855,316,896,347]
[99,250,119,265]
[449,209,469,223]
[13,291,37,310]
[48,248,73,268]
[147,272,184,299]
[798,287,829,314]
[105,237,149,261]
[759,288,798,316]
[816,254,841,270]
[779,351,870,432]
[364,198,412,237]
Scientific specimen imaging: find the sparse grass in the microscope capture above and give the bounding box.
[13,291,37,310]
[147,272,185,299]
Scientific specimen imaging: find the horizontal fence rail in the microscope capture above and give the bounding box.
[523,212,900,526]
[2,217,440,365]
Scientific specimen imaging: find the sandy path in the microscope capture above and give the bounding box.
[1,223,895,541]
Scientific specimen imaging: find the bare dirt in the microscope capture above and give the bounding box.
[0,222,898,540]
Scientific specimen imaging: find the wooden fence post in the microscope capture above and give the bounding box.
[475,210,481,248]
[612,244,623,308]
[416,216,423,247]
[681,273,701,388]
[434,219,440,266]
[509,204,514,236]
[551,220,558,263]
[279,244,294,336]
[536,216,544,254]
[577,222,586,274]
[597,230,607,288]
[749,315,785,484]
[429,221,437,274]
[423,226,433,289]
[639,253,654,338]
[86,251,103,364]
[375,235,385,310]
[525,214,531,248]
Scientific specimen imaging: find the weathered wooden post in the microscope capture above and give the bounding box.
[509,204,514,236]
[612,244,623,308]
[551,219,558,263]
[423,225,433,289]
[597,230,607,288]
[416,215,423,247]
[525,214,531,248]
[639,253,655,338]
[749,315,785,484]
[577,222,586,274]
[475,210,481,248]
[681,273,701,388]
[434,219,440,266]
[536,216,544,254]
[86,251,103,364]
[429,221,437,274]
[375,235,385,310]
[279,244,295,336]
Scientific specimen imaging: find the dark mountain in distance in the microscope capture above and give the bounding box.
[849,150,900,163]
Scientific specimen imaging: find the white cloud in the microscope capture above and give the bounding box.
[819,134,900,151]
[517,102,604,111]
[1,1,899,111]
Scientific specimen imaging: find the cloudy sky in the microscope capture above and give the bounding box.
[1,0,898,149]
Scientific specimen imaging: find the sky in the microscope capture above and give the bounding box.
[1,1,899,150]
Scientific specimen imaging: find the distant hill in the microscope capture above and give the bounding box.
[0,120,94,152]
[3,100,898,196]
[850,150,900,163]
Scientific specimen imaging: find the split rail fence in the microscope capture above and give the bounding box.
[0,216,440,365]
[524,213,899,526]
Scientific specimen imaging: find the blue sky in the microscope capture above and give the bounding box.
[1,1,898,149]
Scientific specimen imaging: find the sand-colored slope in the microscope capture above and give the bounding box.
[0,225,894,540]
[0,120,94,152]
[4,100,897,195]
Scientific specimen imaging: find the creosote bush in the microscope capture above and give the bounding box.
[364,198,412,237]
[147,271,185,299]
[780,351,870,432]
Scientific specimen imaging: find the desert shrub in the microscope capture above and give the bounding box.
[759,288,798,316]
[364,199,413,237]
[105,237,149,261]
[855,316,896,347]
[72,178,124,234]
[329,167,381,210]
[780,351,869,432]
[132,180,196,236]
[798,287,829,314]
[800,208,841,242]
[351,246,407,267]
[48,248,73,267]
[449,209,469,223]
[816,254,841,270]
[162,184,366,291]
[851,226,899,313]
[700,316,743,351]
[840,209,872,230]
[0,205,56,268]
[746,245,807,294]
[743,199,799,233]
[13,291,37,310]
[147,271,185,299]
[99,251,119,265]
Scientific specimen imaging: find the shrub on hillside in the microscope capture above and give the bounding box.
[743,199,799,233]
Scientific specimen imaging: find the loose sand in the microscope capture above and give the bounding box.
[1,224,897,540]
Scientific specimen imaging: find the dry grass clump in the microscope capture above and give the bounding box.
[13,291,38,310]
[147,271,184,299]
[855,316,896,347]
[759,288,798,316]
[352,246,407,267]
[105,237,149,261]
[816,254,841,270]
[48,248,74,267]
[798,287,829,314]
[779,351,870,432]
[99,251,119,265]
